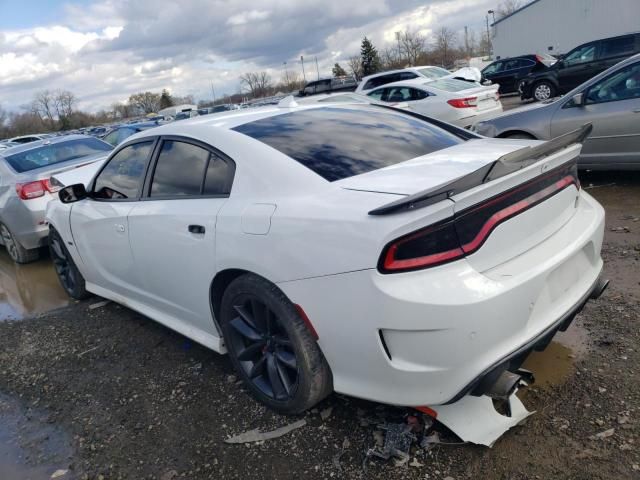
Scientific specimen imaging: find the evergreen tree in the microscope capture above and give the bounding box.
[332,63,347,77]
[360,37,381,76]
[159,89,174,109]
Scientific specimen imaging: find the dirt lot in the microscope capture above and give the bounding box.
[0,171,638,480]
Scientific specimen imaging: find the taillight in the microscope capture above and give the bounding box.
[379,220,465,273]
[378,161,579,274]
[42,178,61,193]
[494,91,500,101]
[15,179,58,200]
[447,97,477,108]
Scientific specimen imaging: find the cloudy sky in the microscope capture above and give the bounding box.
[0,0,496,112]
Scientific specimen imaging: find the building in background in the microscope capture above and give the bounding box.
[492,0,640,59]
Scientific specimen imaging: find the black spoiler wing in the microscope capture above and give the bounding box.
[368,123,592,216]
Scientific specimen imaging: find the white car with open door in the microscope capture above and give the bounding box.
[47,105,606,437]
[366,78,502,128]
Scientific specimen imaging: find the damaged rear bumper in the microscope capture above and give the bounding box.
[447,275,608,404]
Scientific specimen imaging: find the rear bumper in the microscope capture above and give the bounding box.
[278,190,605,406]
[449,274,608,403]
[1,194,51,249]
[458,104,504,129]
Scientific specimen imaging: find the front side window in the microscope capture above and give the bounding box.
[563,44,596,66]
[150,141,210,197]
[585,62,640,104]
[93,141,153,200]
[386,87,413,102]
[482,62,503,75]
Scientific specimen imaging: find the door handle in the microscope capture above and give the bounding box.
[188,225,205,234]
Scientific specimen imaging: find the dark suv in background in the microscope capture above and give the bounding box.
[520,32,640,101]
[298,76,358,96]
[482,54,556,94]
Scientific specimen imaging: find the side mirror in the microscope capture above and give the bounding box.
[570,92,584,107]
[59,183,88,204]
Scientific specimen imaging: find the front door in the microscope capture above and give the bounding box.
[71,140,155,298]
[127,138,236,334]
[551,61,640,167]
[557,43,598,93]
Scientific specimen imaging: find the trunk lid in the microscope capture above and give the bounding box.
[358,126,590,272]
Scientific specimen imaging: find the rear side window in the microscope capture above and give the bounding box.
[600,36,636,58]
[363,72,416,90]
[233,106,464,182]
[151,141,210,197]
[93,141,153,200]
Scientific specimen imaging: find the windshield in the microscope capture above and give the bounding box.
[425,78,476,92]
[4,137,112,173]
[417,67,450,79]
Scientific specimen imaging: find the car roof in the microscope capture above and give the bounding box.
[0,134,96,156]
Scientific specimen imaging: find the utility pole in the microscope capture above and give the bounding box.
[464,26,469,58]
[315,56,320,80]
[210,81,216,104]
[485,14,492,58]
[301,55,306,82]
[395,31,401,62]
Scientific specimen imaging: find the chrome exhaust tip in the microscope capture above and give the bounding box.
[590,278,610,299]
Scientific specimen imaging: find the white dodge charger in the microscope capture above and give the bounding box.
[46,104,606,417]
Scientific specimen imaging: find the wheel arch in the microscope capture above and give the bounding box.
[497,130,538,140]
[209,268,251,325]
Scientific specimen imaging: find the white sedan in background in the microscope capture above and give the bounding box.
[366,78,502,128]
[46,105,606,444]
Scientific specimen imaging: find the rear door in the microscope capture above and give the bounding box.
[70,140,155,298]
[127,137,236,333]
[551,60,640,167]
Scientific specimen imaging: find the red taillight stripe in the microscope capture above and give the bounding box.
[384,245,464,271]
[460,175,576,254]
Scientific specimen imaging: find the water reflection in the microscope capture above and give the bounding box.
[0,250,69,321]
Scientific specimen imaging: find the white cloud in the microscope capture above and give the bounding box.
[0,0,495,113]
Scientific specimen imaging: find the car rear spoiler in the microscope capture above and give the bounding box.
[368,123,592,216]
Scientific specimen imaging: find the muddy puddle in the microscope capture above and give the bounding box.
[0,250,69,321]
[522,320,589,389]
[0,394,74,479]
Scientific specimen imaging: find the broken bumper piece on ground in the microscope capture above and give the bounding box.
[434,388,534,447]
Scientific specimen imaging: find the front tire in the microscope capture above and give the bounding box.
[220,274,332,414]
[49,228,90,300]
[532,80,556,101]
[0,223,39,264]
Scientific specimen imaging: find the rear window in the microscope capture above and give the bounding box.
[426,78,476,92]
[233,106,464,182]
[417,67,450,79]
[4,137,112,173]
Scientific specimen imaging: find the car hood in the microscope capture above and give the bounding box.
[336,138,541,196]
[51,156,108,187]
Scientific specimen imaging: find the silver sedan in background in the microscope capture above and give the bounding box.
[0,135,112,263]
[473,54,640,170]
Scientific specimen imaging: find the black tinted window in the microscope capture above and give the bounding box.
[364,73,399,90]
[151,141,209,197]
[600,36,636,58]
[233,106,464,182]
[94,141,153,199]
[203,153,234,195]
[4,137,112,173]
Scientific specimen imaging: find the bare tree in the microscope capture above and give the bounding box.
[433,27,458,67]
[128,91,161,114]
[496,0,522,19]
[280,70,305,92]
[379,47,404,70]
[54,90,75,118]
[346,56,363,81]
[398,30,426,67]
[239,71,273,98]
[32,90,57,124]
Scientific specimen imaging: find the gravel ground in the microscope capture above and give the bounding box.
[0,172,638,480]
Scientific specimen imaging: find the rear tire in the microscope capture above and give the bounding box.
[532,81,556,101]
[0,223,40,264]
[220,273,332,414]
[49,228,90,300]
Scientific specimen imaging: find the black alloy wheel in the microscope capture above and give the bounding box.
[49,228,89,299]
[227,296,299,401]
